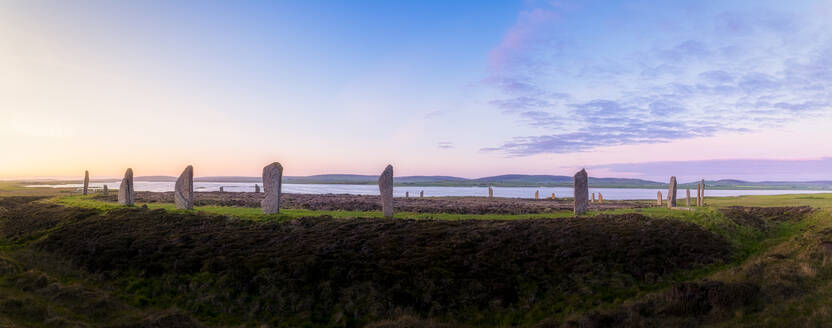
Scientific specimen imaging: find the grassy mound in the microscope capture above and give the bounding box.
[5,201,730,326]
[4,195,822,327]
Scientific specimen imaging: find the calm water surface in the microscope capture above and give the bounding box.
[26,182,831,200]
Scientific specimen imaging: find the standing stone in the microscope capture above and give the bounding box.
[592,192,596,202]
[219,186,224,192]
[261,162,283,214]
[551,192,556,199]
[488,185,494,198]
[535,190,539,200]
[574,169,589,215]
[699,179,705,206]
[420,190,424,198]
[598,193,603,204]
[254,184,260,193]
[118,168,134,206]
[83,170,89,195]
[657,191,662,206]
[406,191,409,198]
[686,189,691,206]
[174,165,194,210]
[103,185,108,193]
[696,183,702,206]
[378,165,394,218]
[667,176,677,208]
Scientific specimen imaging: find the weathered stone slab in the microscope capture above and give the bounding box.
[667,176,677,208]
[488,185,494,198]
[657,191,662,206]
[219,186,224,192]
[378,165,394,218]
[686,189,691,206]
[420,190,424,198]
[592,192,596,202]
[406,191,409,198]
[535,190,539,200]
[261,162,283,214]
[118,168,134,206]
[574,169,589,215]
[102,185,108,193]
[83,170,89,195]
[598,193,603,203]
[254,184,260,193]
[696,183,701,206]
[174,165,194,210]
[551,192,555,199]
[700,179,705,206]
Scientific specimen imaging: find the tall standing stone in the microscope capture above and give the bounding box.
[488,185,494,198]
[406,191,409,198]
[118,168,134,206]
[696,183,702,206]
[699,179,705,206]
[667,176,677,208]
[535,190,539,200]
[420,190,424,198]
[598,193,603,203]
[592,192,596,202]
[574,169,589,215]
[657,191,662,206]
[83,170,89,195]
[174,165,194,210]
[103,185,108,193]
[551,192,555,199]
[219,186,224,192]
[378,165,394,218]
[686,189,691,206]
[254,184,260,193]
[261,162,283,214]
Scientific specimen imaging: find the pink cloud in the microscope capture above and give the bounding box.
[488,8,560,71]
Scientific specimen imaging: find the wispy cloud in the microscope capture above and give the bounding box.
[483,1,832,156]
[437,141,454,149]
[592,157,832,181]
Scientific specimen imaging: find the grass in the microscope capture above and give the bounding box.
[705,192,832,208]
[0,181,75,197]
[6,190,832,326]
[50,194,589,221]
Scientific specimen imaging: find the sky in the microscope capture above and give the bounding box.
[2,0,832,182]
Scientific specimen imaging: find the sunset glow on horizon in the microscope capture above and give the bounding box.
[3,0,832,181]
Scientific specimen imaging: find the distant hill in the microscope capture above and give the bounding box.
[54,175,832,190]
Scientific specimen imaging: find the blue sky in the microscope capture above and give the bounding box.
[2,0,832,181]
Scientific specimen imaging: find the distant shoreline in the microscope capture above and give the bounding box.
[17,178,832,191]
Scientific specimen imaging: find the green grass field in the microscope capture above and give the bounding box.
[5,186,832,326]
